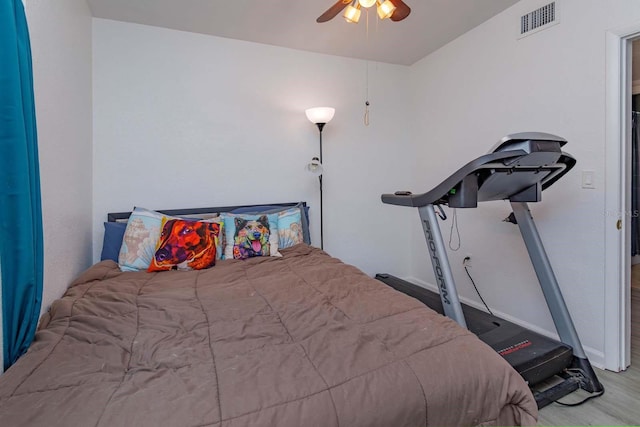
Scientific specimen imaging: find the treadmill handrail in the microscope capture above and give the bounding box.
[382,150,574,208]
[382,150,527,207]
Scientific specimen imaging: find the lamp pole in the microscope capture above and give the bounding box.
[316,123,325,250]
[305,107,334,251]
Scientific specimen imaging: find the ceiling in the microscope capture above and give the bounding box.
[86,0,520,66]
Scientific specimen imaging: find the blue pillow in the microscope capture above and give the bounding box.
[100,222,127,262]
[230,203,311,245]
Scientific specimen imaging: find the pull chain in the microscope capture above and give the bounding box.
[364,101,370,126]
[364,8,374,127]
[364,60,370,126]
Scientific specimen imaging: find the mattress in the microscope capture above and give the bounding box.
[0,244,537,426]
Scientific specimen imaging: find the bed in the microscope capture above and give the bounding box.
[0,203,537,426]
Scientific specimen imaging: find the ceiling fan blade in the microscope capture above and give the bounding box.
[316,0,351,23]
[389,0,411,22]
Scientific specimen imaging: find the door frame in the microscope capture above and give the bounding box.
[605,24,640,371]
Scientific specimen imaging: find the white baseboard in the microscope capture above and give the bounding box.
[401,275,605,369]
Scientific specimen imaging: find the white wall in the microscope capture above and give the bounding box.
[27,0,93,314]
[92,19,413,277]
[407,0,640,368]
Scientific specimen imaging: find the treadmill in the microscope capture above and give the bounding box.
[376,132,603,408]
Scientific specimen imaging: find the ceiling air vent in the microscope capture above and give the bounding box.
[519,1,559,39]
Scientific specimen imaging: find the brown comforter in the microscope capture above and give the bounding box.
[0,245,537,426]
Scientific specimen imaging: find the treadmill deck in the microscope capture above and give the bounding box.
[375,273,573,386]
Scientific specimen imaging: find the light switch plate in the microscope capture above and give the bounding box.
[582,170,595,189]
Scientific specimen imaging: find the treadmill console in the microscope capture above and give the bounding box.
[489,132,567,154]
[490,132,567,168]
[381,132,576,209]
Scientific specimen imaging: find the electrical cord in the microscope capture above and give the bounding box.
[445,207,492,316]
[448,208,460,251]
[554,371,605,406]
[463,261,493,316]
[554,387,605,407]
[447,208,490,315]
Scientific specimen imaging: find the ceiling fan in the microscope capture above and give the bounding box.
[317,0,411,24]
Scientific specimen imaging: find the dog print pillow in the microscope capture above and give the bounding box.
[222,213,281,260]
[148,218,222,272]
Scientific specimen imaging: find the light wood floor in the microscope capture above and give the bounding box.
[632,264,640,290]
[537,287,640,426]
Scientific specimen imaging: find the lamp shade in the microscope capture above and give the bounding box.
[377,0,396,19]
[359,0,376,8]
[305,107,335,124]
[343,4,361,23]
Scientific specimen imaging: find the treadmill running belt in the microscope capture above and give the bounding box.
[375,274,573,385]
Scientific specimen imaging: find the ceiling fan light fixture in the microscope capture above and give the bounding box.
[376,0,396,19]
[316,0,410,24]
[343,4,361,23]
[358,0,377,8]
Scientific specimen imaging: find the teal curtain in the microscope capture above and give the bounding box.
[0,0,43,371]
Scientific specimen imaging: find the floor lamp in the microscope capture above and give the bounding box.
[305,107,335,250]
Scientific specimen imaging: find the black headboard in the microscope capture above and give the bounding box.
[107,202,306,222]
